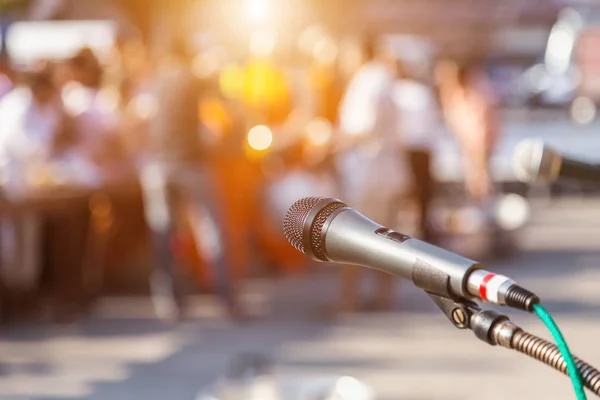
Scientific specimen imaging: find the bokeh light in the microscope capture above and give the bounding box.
[495,194,531,231]
[313,37,338,65]
[448,206,486,235]
[334,376,374,400]
[523,64,551,93]
[62,82,90,116]
[305,117,332,146]
[97,85,120,113]
[247,125,273,151]
[249,29,277,57]
[130,93,158,120]
[219,63,245,100]
[571,96,596,125]
[545,8,582,75]
[192,52,220,79]
[298,25,327,55]
[338,38,363,78]
[243,0,270,24]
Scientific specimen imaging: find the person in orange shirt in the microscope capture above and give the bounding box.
[215,43,307,278]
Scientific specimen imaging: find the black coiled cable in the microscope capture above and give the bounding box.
[511,330,600,396]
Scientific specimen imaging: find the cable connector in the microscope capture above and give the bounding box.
[467,270,540,311]
[505,285,540,312]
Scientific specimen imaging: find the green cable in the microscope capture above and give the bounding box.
[533,303,586,400]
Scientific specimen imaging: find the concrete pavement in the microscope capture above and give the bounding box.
[1,197,600,400]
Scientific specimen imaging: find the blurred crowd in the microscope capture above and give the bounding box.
[0,27,502,323]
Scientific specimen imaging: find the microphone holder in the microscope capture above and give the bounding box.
[427,293,600,396]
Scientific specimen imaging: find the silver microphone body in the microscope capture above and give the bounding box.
[323,205,481,298]
[283,197,537,310]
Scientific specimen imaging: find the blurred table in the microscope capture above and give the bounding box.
[0,180,141,322]
[0,181,137,212]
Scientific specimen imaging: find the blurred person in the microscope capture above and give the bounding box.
[140,36,238,322]
[309,54,345,125]
[112,38,156,162]
[219,35,315,279]
[210,110,266,280]
[57,50,132,319]
[436,59,510,258]
[0,64,81,320]
[436,60,499,204]
[113,35,155,114]
[78,38,156,301]
[107,36,152,102]
[306,51,346,195]
[63,48,130,183]
[50,60,73,91]
[0,63,72,171]
[260,142,336,276]
[392,60,440,243]
[333,35,410,314]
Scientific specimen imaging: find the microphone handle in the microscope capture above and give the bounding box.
[559,158,600,187]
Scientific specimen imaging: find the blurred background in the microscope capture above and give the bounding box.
[0,0,599,399]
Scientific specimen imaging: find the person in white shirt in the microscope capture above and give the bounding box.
[0,65,72,305]
[333,36,409,314]
[392,60,440,243]
[337,41,409,215]
[62,48,128,183]
[0,65,71,179]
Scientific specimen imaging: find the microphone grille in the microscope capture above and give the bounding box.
[513,139,543,182]
[283,197,347,257]
[513,139,560,183]
[310,201,347,260]
[283,197,323,253]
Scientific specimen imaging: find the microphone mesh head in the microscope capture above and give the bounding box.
[310,201,347,260]
[283,197,323,254]
[282,197,347,258]
[513,139,561,183]
[513,139,544,182]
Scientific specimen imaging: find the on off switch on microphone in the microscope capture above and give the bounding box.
[514,139,600,186]
[283,197,539,312]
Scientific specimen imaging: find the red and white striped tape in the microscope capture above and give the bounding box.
[479,273,515,303]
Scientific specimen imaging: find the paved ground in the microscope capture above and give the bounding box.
[1,197,600,400]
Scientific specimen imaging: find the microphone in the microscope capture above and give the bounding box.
[283,197,539,311]
[513,139,600,186]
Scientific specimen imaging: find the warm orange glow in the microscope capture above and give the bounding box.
[242,59,291,122]
[305,118,332,146]
[199,97,231,138]
[298,25,327,55]
[193,53,219,79]
[219,59,292,123]
[243,0,270,23]
[313,37,338,65]
[249,29,277,56]
[219,63,245,99]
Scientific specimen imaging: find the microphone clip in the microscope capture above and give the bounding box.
[427,292,516,347]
